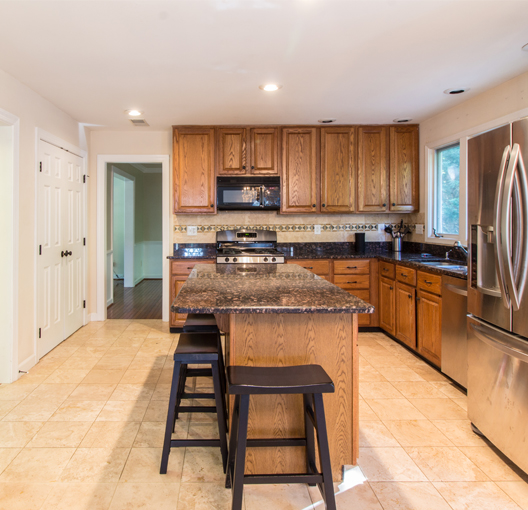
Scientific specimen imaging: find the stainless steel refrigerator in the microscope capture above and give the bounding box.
[467,118,528,473]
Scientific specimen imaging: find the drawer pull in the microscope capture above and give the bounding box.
[346,281,358,284]
[383,268,389,271]
[424,280,433,285]
[347,266,358,269]
[390,286,393,290]
[306,266,313,269]
[408,293,412,299]
[187,267,193,270]
[401,273,408,278]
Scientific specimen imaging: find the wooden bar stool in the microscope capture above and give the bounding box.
[225,364,336,510]
[160,333,228,474]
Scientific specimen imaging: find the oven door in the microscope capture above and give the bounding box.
[217,185,262,210]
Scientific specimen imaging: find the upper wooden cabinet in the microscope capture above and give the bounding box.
[281,127,318,214]
[390,125,419,212]
[216,127,279,176]
[173,127,216,214]
[357,126,389,212]
[320,127,355,213]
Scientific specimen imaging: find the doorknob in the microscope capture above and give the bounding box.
[67,251,72,256]
[61,251,65,257]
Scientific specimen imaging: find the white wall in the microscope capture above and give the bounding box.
[0,69,81,372]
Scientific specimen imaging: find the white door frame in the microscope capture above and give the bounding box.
[112,166,136,288]
[0,109,19,383]
[96,154,170,322]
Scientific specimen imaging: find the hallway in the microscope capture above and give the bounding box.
[107,280,162,320]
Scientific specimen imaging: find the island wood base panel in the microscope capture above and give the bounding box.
[223,312,358,482]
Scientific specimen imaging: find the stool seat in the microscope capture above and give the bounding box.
[174,333,219,361]
[227,365,334,395]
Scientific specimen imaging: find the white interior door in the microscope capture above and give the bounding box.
[38,140,84,358]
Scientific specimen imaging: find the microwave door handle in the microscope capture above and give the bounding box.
[494,145,511,308]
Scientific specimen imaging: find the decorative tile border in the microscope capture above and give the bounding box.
[174,223,415,233]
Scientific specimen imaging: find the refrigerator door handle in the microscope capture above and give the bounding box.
[470,322,528,364]
[501,144,528,311]
[494,145,511,308]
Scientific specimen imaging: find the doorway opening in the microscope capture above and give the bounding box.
[106,163,163,319]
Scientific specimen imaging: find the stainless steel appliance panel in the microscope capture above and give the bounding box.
[468,315,528,474]
[441,275,468,388]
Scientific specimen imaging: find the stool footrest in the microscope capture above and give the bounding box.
[186,368,213,377]
[178,405,217,413]
[170,439,221,448]
[181,392,215,400]
[247,438,307,448]
[244,474,323,485]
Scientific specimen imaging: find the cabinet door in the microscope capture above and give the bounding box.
[217,128,247,175]
[390,126,418,212]
[173,127,216,213]
[417,289,442,366]
[250,128,279,175]
[281,128,318,213]
[320,127,355,212]
[395,281,416,348]
[170,278,187,326]
[379,277,395,336]
[357,126,388,212]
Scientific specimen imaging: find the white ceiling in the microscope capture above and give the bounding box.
[1,0,527,130]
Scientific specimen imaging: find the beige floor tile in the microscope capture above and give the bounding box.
[0,447,75,482]
[82,369,126,384]
[309,481,383,509]
[358,447,428,481]
[0,383,39,401]
[94,356,134,371]
[359,356,373,369]
[359,345,393,357]
[496,481,528,510]
[27,421,92,447]
[158,368,176,384]
[109,383,156,401]
[108,483,179,510]
[45,344,81,358]
[359,382,404,399]
[43,369,91,384]
[407,365,448,382]
[406,447,489,482]
[177,481,233,510]
[49,400,105,421]
[120,369,161,384]
[80,421,140,448]
[458,446,525,481]
[136,339,173,357]
[367,355,408,368]
[430,381,467,398]
[144,399,170,422]
[112,337,145,348]
[27,383,78,401]
[434,481,522,510]
[67,383,117,401]
[359,421,399,447]
[452,397,468,411]
[128,356,167,371]
[71,346,110,358]
[96,400,149,422]
[359,365,387,382]
[392,381,449,399]
[187,422,219,440]
[370,481,452,510]
[377,367,425,382]
[41,482,117,510]
[181,447,225,483]
[0,482,53,510]
[59,357,99,370]
[60,448,130,483]
[0,400,18,419]
[0,448,20,474]
[384,420,453,447]
[120,447,183,483]
[366,399,427,421]
[408,399,468,420]
[245,483,313,510]
[0,422,43,447]
[104,346,142,358]
[431,420,486,447]
[11,372,50,385]
[133,422,165,448]
[2,398,63,421]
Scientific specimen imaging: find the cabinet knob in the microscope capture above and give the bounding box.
[408,294,412,299]
[416,297,421,301]
[383,203,386,207]
[312,204,316,207]
[392,203,396,206]
[251,166,255,169]
[210,204,214,208]
[322,203,326,207]
[390,286,393,290]
[242,165,246,169]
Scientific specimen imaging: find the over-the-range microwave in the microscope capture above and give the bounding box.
[217,176,280,210]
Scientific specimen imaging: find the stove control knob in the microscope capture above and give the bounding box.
[225,257,230,263]
[272,257,276,262]
[233,257,238,262]
[264,257,268,262]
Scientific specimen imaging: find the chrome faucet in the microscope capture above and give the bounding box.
[446,241,468,261]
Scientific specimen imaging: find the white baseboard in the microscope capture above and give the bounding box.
[107,298,114,306]
[142,273,162,279]
[89,312,104,322]
[134,276,144,286]
[19,353,37,375]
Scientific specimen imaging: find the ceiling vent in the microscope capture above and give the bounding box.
[130,119,149,127]
[318,118,337,124]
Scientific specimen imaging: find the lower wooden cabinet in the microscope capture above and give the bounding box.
[395,281,416,349]
[417,288,442,366]
[286,259,332,281]
[379,277,395,336]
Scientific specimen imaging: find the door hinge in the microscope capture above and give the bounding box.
[38,328,41,339]
[83,300,86,309]
[83,175,86,183]
[83,238,86,246]
[39,162,42,172]
[39,245,42,255]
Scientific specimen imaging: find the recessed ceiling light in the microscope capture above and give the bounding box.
[523,43,528,52]
[259,84,282,91]
[443,88,470,95]
[393,118,412,123]
[318,119,337,124]
[125,109,143,116]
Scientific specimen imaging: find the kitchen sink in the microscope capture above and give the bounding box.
[419,261,467,270]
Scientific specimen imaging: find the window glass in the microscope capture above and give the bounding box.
[435,143,460,235]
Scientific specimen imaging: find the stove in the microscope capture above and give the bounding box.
[216,229,284,264]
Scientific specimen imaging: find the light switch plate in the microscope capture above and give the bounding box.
[415,224,424,235]
[187,226,197,236]
[314,225,321,235]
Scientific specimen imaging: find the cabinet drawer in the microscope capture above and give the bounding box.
[171,260,214,275]
[287,259,330,275]
[334,288,371,326]
[334,260,370,275]
[417,271,442,295]
[334,274,370,289]
[396,265,416,286]
[379,261,395,279]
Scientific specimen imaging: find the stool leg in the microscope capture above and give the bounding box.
[211,360,228,473]
[160,361,181,474]
[225,394,240,489]
[313,393,336,510]
[174,364,187,422]
[231,394,249,510]
[303,393,317,486]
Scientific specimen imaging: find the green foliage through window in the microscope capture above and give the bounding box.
[435,143,460,235]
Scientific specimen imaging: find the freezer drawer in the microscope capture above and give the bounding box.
[468,315,528,474]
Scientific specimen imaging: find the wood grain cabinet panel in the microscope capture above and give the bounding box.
[217,128,247,175]
[417,288,442,366]
[395,281,416,349]
[250,128,279,175]
[281,127,318,213]
[320,127,355,212]
[286,259,331,278]
[173,127,215,213]
[379,261,395,279]
[390,126,419,212]
[379,277,395,336]
[357,126,388,212]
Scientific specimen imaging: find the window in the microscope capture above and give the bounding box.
[434,143,460,236]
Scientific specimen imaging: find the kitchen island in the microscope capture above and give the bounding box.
[172,263,374,481]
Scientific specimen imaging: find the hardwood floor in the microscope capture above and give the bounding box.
[107,279,162,319]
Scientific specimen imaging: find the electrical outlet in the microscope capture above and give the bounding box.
[415,224,424,235]
[187,226,197,236]
[378,223,385,232]
[314,225,322,235]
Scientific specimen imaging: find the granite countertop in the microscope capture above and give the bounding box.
[171,263,376,315]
